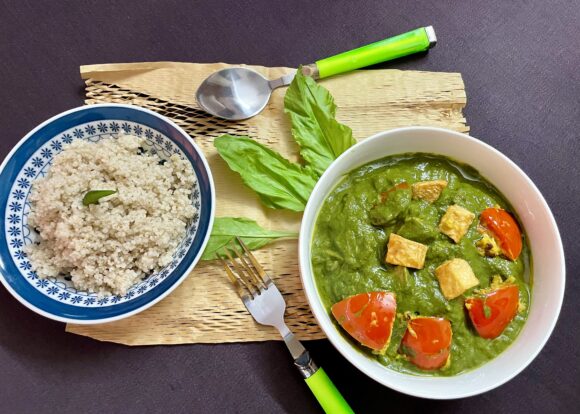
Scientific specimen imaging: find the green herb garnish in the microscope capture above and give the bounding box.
[205,69,354,257]
[483,301,492,319]
[201,217,297,260]
[284,68,356,176]
[214,136,318,212]
[82,190,117,206]
[213,70,354,212]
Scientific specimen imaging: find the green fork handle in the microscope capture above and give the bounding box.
[313,26,436,79]
[305,367,354,414]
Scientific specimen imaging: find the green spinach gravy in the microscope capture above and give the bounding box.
[311,153,531,376]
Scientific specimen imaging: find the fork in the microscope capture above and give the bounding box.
[221,238,354,414]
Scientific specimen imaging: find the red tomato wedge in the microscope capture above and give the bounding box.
[480,208,522,260]
[331,292,396,353]
[400,317,452,370]
[465,285,519,339]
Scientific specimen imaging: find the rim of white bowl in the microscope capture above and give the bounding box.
[0,103,216,324]
[299,126,565,399]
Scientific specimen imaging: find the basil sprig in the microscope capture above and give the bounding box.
[82,190,117,206]
[206,69,354,257]
[201,217,297,261]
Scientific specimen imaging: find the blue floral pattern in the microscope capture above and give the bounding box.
[50,141,63,152]
[12,190,25,200]
[4,120,201,308]
[72,128,84,139]
[23,167,36,178]
[96,122,108,133]
[17,178,30,188]
[31,157,44,168]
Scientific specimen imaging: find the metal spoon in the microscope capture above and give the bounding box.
[196,26,436,121]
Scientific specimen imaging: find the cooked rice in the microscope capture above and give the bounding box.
[25,134,196,296]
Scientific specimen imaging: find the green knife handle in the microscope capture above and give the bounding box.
[305,367,354,414]
[315,26,436,79]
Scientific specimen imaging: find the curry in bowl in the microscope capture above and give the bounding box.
[311,153,531,376]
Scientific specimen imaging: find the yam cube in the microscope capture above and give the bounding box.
[435,258,480,300]
[439,205,475,243]
[385,233,428,269]
[412,180,448,203]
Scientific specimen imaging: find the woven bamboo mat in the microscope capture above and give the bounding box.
[66,62,468,345]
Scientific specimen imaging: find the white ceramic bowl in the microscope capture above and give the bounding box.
[299,126,565,399]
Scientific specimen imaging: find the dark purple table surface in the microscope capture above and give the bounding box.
[1,1,578,412]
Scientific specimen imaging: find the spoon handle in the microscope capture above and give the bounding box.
[313,26,436,79]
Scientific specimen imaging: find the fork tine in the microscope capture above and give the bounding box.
[222,249,258,296]
[230,241,266,290]
[220,257,238,285]
[236,237,272,285]
[220,257,251,299]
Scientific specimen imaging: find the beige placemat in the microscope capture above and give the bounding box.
[66,62,468,345]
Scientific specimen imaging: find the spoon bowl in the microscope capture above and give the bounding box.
[196,68,274,121]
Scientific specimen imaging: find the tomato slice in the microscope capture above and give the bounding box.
[331,292,396,353]
[400,317,452,370]
[465,285,519,339]
[480,208,522,260]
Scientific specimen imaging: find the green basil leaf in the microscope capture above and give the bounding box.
[214,135,318,211]
[284,69,356,177]
[483,302,492,319]
[82,190,117,206]
[201,217,297,261]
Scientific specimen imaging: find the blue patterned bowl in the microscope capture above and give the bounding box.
[0,104,215,324]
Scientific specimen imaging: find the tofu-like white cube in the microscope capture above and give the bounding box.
[412,180,448,203]
[385,233,428,269]
[439,204,475,243]
[435,258,480,300]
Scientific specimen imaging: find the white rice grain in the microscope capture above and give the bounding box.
[26,134,196,296]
